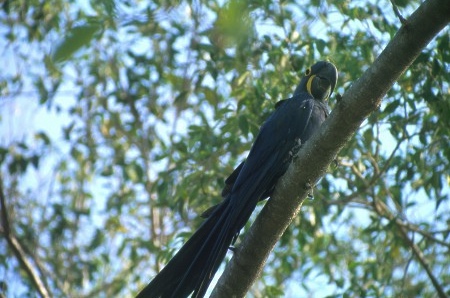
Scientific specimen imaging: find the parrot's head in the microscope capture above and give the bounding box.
[294,61,338,101]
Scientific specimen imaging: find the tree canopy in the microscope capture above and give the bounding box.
[0,0,449,297]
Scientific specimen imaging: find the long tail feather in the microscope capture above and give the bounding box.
[136,200,237,298]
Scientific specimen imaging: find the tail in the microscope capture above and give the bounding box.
[136,199,240,298]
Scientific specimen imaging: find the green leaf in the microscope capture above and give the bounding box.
[52,23,102,62]
[238,114,249,136]
[30,155,40,169]
[8,154,28,174]
[35,132,51,145]
[0,147,8,165]
[383,100,400,115]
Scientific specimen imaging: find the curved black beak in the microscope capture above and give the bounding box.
[315,61,338,98]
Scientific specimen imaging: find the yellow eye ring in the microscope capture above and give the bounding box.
[305,68,311,76]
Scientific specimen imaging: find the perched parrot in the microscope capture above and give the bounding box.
[137,61,338,298]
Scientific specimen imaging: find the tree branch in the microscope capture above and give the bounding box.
[0,178,51,298]
[211,0,450,296]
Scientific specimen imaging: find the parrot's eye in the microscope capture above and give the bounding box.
[305,68,311,76]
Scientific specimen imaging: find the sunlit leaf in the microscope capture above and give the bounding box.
[52,23,102,62]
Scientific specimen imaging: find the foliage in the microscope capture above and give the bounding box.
[0,0,449,297]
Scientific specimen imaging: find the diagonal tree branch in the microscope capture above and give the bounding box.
[211,0,450,296]
[0,178,51,298]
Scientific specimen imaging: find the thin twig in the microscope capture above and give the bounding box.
[400,226,447,298]
[0,177,51,298]
[373,199,447,298]
[325,194,450,249]
[390,0,407,25]
[0,177,10,235]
